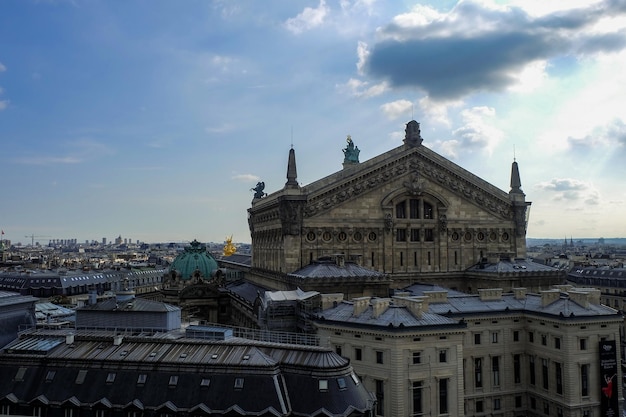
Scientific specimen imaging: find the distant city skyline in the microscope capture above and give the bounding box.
[2,1,626,244]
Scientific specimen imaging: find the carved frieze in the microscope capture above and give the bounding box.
[304,152,512,219]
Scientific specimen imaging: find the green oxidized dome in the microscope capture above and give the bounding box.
[169,239,218,280]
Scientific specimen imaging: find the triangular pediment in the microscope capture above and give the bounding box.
[303,145,512,219]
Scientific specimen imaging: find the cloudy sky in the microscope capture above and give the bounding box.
[1,0,626,245]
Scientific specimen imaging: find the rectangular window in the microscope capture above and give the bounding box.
[76,370,88,385]
[412,381,423,416]
[424,229,434,242]
[355,348,362,361]
[529,331,534,343]
[427,251,431,266]
[542,359,549,390]
[474,358,482,388]
[513,330,519,341]
[474,333,481,344]
[541,335,547,346]
[515,396,522,408]
[410,229,420,242]
[555,337,561,349]
[396,201,406,219]
[439,350,447,363]
[556,362,563,395]
[412,351,421,365]
[476,400,483,413]
[335,345,342,356]
[581,364,589,396]
[375,379,384,416]
[439,378,448,414]
[529,356,536,386]
[580,338,587,350]
[544,402,550,415]
[396,229,406,242]
[493,398,501,411]
[514,354,521,384]
[319,379,328,391]
[409,199,419,219]
[491,332,498,343]
[376,351,384,364]
[400,251,404,266]
[492,356,500,386]
[64,408,73,417]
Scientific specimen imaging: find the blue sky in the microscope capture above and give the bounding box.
[1,0,626,245]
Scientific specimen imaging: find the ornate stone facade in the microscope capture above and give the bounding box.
[248,121,558,291]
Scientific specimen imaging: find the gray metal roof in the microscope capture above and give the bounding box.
[290,258,387,279]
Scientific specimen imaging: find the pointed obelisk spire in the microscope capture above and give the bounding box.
[285,146,299,189]
[510,158,523,194]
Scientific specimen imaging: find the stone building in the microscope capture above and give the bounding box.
[247,120,564,292]
[311,285,623,417]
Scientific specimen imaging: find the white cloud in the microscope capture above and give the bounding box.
[436,106,503,158]
[0,62,6,72]
[507,60,548,93]
[0,100,8,111]
[337,78,388,98]
[15,156,83,165]
[232,173,260,182]
[417,96,463,127]
[356,41,369,75]
[380,99,412,120]
[285,0,329,34]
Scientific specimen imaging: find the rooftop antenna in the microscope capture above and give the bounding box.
[513,144,516,161]
[291,125,293,149]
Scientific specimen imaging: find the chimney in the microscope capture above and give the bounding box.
[352,297,371,317]
[371,298,391,319]
[423,290,448,303]
[393,296,426,318]
[568,290,589,308]
[321,293,344,310]
[540,289,561,307]
[65,333,75,345]
[478,288,503,301]
[513,287,527,300]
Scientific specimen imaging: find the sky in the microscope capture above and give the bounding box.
[1,0,626,245]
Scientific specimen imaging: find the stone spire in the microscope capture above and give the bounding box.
[285,146,299,189]
[510,159,523,195]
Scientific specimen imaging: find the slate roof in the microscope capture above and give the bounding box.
[225,279,269,304]
[0,329,374,417]
[466,258,561,273]
[317,302,459,329]
[289,258,387,280]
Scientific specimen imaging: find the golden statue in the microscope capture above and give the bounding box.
[223,235,236,256]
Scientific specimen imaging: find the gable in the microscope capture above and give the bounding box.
[303,145,512,221]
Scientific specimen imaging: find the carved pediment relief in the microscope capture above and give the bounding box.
[304,150,512,219]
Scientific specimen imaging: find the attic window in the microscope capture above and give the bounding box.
[15,367,27,382]
[350,373,360,386]
[242,355,250,360]
[211,354,218,359]
[76,370,88,384]
[179,353,188,358]
[106,373,116,383]
[234,378,244,389]
[337,378,347,390]
[200,378,210,388]
[319,380,329,391]
[137,374,147,385]
[168,376,178,388]
[45,371,56,382]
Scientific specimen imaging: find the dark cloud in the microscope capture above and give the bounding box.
[568,118,626,149]
[535,178,600,205]
[364,0,626,100]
